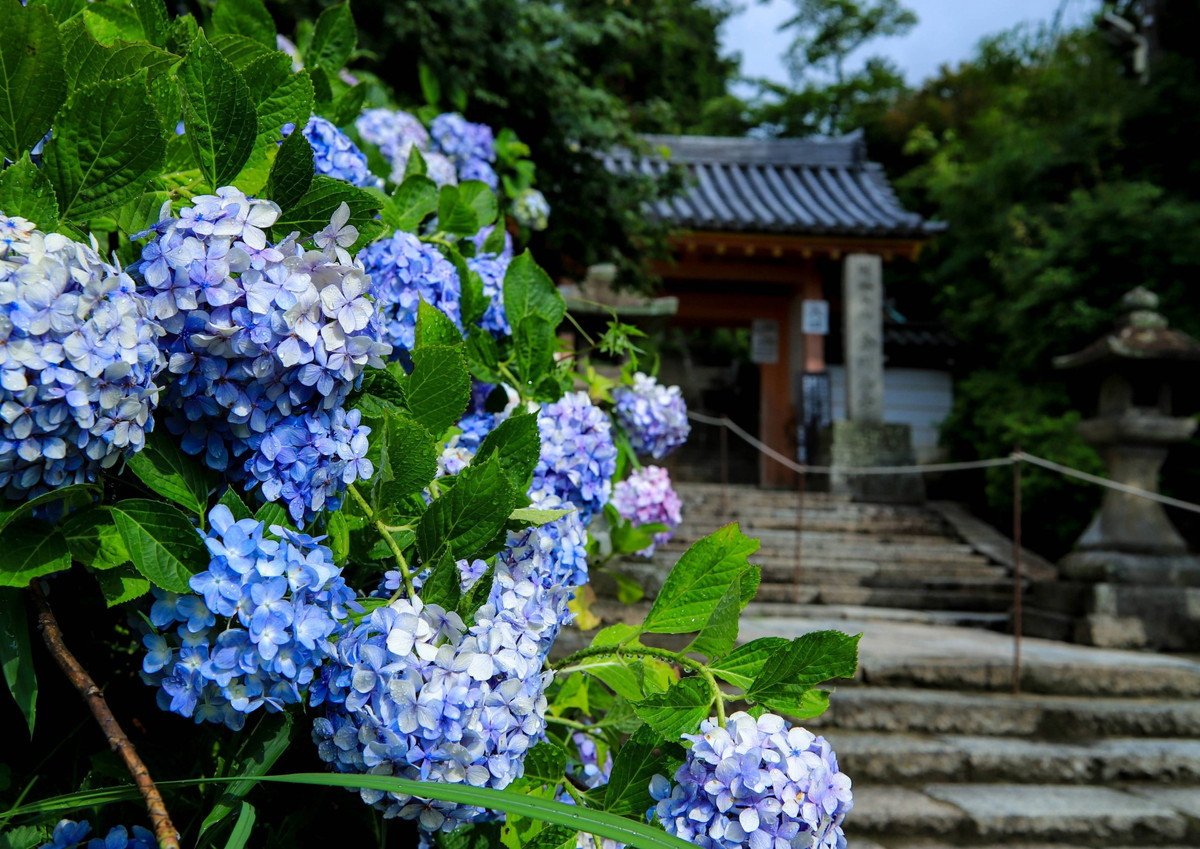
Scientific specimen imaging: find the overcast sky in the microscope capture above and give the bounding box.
[721,0,1097,87]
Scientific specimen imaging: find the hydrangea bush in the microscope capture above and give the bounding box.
[0,2,859,849]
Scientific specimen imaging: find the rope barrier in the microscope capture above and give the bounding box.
[686,410,1200,513]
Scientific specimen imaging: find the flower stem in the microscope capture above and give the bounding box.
[348,483,416,598]
[552,644,727,727]
[29,582,181,849]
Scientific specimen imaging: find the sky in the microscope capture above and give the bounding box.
[721,0,1097,88]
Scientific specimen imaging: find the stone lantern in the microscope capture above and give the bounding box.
[1045,287,1200,648]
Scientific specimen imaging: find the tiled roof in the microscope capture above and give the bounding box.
[603,132,946,238]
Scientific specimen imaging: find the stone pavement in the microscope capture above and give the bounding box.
[734,605,1200,848]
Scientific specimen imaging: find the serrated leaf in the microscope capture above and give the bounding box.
[305,2,355,74]
[0,484,97,536]
[0,0,66,162]
[707,637,789,690]
[590,623,640,649]
[0,587,37,736]
[504,251,565,329]
[29,0,84,25]
[42,74,165,220]
[405,344,470,438]
[631,677,711,741]
[419,552,461,611]
[126,430,216,517]
[0,526,70,588]
[0,824,46,849]
[457,180,498,228]
[210,0,275,49]
[482,220,508,255]
[416,299,465,348]
[110,499,206,593]
[208,33,277,73]
[458,562,494,623]
[684,569,754,662]
[465,327,503,383]
[329,83,366,127]
[509,507,571,525]
[474,410,540,494]
[743,631,859,716]
[115,190,171,236]
[416,457,515,563]
[326,511,365,564]
[521,741,567,787]
[179,31,257,188]
[643,524,759,635]
[95,564,151,607]
[460,266,488,330]
[437,184,479,235]
[391,175,437,230]
[404,145,427,179]
[82,3,142,44]
[523,826,576,849]
[581,658,645,702]
[253,501,293,532]
[604,725,683,817]
[265,128,314,211]
[60,506,129,571]
[273,175,382,241]
[384,413,438,497]
[132,0,168,47]
[434,823,503,849]
[198,712,293,840]
[513,315,556,391]
[217,489,253,522]
[0,154,58,229]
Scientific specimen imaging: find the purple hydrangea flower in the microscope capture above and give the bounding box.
[356,108,432,183]
[651,712,853,849]
[612,372,690,459]
[466,252,511,336]
[289,116,383,190]
[532,391,616,524]
[0,217,165,500]
[610,465,682,556]
[430,113,495,168]
[142,505,357,730]
[358,231,462,353]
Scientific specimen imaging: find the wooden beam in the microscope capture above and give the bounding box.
[668,229,930,262]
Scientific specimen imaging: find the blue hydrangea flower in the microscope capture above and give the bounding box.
[651,712,853,849]
[0,216,165,500]
[610,465,682,556]
[38,820,155,849]
[288,116,383,189]
[142,505,357,730]
[430,113,495,167]
[466,252,511,336]
[532,392,616,524]
[356,108,432,183]
[512,189,551,231]
[612,373,690,459]
[358,231,462,353]
[311,594,553,833]
[436,413,497,478]
[136,190,389,517]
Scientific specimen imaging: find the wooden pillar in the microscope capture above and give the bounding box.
[755,308,794,489]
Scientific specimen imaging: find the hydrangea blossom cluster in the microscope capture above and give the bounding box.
[286,116,383,189]
[651,712,852,849]
[612,372,690,459]
[436,412,497,478]
[142,505,356,731]
[351,107,459,187]
[467,252,512,336]
[358,231,462,352]
[532,391,616,524]
[0,215,164,499]
[512,188,551,231]
[565,732,621,849]
[135,189,389,522]
[611,465,683,556]
[37,820,154,849]
[311,595,553,832]
[430,112,498,189]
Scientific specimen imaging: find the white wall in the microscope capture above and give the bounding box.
[827,366,954,462]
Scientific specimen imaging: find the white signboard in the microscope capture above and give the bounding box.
[750,319,780,364]
[802,299,830,335]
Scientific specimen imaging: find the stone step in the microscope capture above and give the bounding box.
[805,688,1200,737]
[752,585,1013,612]
[828,730,1200,784]
[847,784,1197,845]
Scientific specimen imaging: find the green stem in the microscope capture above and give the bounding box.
[347,484,416,599]
[552,645,727,727]
[545,715,605,737]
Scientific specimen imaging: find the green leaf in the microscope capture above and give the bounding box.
[508,507,572,525]
[419,551,461,611]
[460,265,488,330]
[0,587,37,736]
[94,564,151,607]
[404,145,428,179]
[325,510,365,564]
[0,526,70,588]
[457,562,494,623]
[458,180,498,228]
[474,410,540,494]
[239,67,313,195]
[198,712,293,842]
[435,824,503,849]
[273,175,382,241]
[405,344,470,438]
[179,31,257,188]
[60,507,129,571]
[0,0,67,162]
[504,251,565,328]
[110,499,207,593]
[416,299,466,349]
[329,83,366,127]
[743,631,860,717]
[126,430,216,517]
[82,3,143,44]
[590,623,640,649]
[265,129,314,212]
[513,315,556,391]
[209,33,277,73]
[29,0,85,25]
[217,489,253,522]
[482,219,508,255]
[0,154,58,229]
[707,637,789,690]
[391,175,438,230]
[465,327,503,383]
[580,658,645,703]
[0,825,47,849]
[42,74,166,220]
[222,801,255,849]
[253,501,293,532]
[14,773,698,849]
[521,826,576,849]
[437,184,480,235]
[383,414,438,497]
[643,524,760,635]
[131,0,168,47]
[611,572,645,605]
[604,725,683,817]
[521,741,566,788]
[416,456,516,564]
[684,570,752,662]
[114,190,171,237]
[631,677,711,741]
[305,2,355,74]
[0,484,98,536]
[210,0,276,50]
